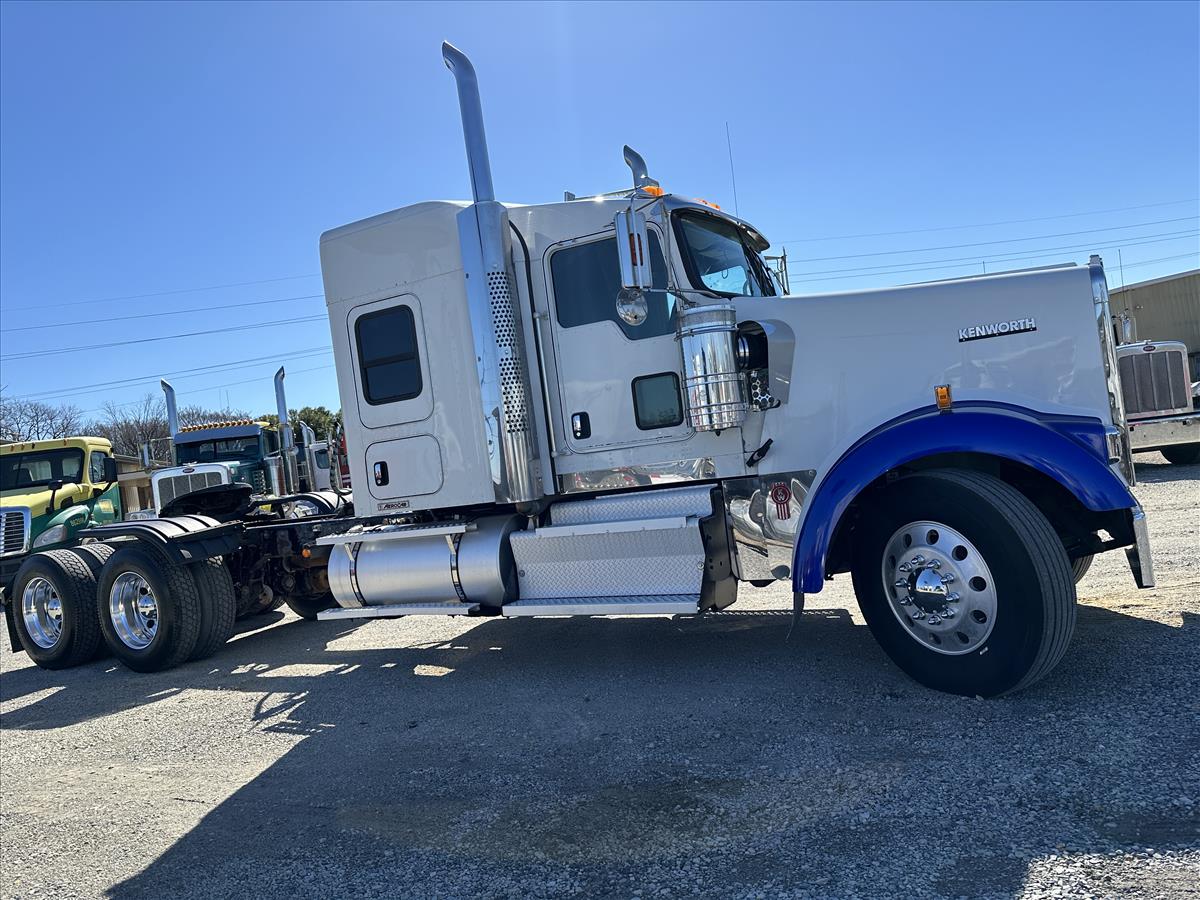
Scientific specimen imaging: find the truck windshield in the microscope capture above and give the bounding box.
[175,437,261,464]
[1,449,85,491]
[675,211,775,298]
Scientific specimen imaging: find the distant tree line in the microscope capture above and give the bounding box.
[1,393,341,459]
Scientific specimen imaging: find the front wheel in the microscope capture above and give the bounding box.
[851,469,1076,697]
[1161,443,1200,466]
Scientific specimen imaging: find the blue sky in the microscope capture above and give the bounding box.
[1,0,1197,417]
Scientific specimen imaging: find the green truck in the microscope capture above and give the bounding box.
[1,435,121,599]
[145,367,331,515]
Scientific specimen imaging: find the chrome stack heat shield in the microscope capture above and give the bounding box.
[443,41,541,505]
[677,304,748,432]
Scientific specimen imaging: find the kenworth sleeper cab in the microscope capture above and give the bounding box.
[2,43,1154,697]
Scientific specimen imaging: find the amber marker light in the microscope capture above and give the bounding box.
[935,384,953,410]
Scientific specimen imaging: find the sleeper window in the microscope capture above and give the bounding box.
[356,306,422,405]
[552,234,674,339]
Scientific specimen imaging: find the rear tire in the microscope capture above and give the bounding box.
[1161,443,1200,465]
[284,592,336,621]
[1071,554,1094,584]
[73,542,117,579]
[187,559,237,660]
[851,468,1076,697]
[11,550,103,669]
[97,545,202,672]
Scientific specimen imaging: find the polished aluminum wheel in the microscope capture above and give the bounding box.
[21,577,64,649]
[109,571,159,650]
[881,520,997,655]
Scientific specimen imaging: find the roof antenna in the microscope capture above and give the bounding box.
[725,122,740,219]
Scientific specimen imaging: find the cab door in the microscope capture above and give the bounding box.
[86,449,119,523]
[545,230,692,453]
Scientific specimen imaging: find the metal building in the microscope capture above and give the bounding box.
[1108,269,1200,378]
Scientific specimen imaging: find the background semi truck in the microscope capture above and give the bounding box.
[1,436,120,600]
[0,42,1157,697]
[144,367,339,515]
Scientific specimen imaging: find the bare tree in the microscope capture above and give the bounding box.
[0,396,84,443]
[84,395,250,458]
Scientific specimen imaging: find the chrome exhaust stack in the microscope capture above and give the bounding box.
[160,379,180,438]
[443,41,541,505]
[274,366,298,495]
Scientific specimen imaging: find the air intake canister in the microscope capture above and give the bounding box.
[677,304,748,432]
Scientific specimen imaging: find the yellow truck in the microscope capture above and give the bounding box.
[1,437,121,662]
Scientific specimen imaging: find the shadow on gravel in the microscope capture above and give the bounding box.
[3,605,1197,898]
[1133,458,1200,484]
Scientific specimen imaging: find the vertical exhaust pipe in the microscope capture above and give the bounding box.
[161,379,180,437]
[443,41,541,505]
[442,42,495,204]
[274,367,297,495]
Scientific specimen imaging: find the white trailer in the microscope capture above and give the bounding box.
[3,43,1154,697]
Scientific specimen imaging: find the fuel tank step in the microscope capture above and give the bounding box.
[509,515,706,600]
[317,601,479,621]
[501,595,699,617]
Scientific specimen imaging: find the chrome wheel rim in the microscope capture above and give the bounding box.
[881,520,997,655]
[21,577,64,649]
[109,572,159,650]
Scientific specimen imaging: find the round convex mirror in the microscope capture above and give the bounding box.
[615,287,648,326]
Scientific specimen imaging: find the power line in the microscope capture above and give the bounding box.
[9,347,333,402]
[0,293,325,334]
[1,315,328,362]
[790,228,1199,279]
[3,272,322,312]
[786,216,1199,263]
[82,363,336,416]
[779,198,1199,243]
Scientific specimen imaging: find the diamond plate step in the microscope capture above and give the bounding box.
[317,601,478,620]
[509,516,706,600]
[501,595,699,617]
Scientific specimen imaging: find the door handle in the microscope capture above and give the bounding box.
[571,412,591,440]
[373,461,389,486]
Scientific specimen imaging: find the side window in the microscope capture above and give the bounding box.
[552,234,674,339]
[632,372,684,430]
[89,451,109,484]
[315,449,330,469]
[356,305,422,405]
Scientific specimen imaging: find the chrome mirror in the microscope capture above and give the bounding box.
[615,287,648,326]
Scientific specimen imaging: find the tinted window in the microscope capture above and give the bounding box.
[552,234,674,339]
[315,449,330,469]
[632,372,684,430]
[676,212,774,297]
[0,449,84,491]
[356,305,422,405]
[89,451,110,483]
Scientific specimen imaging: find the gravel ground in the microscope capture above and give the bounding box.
[2,454,1197,899]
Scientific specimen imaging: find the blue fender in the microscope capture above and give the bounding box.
[792,403,1136,594]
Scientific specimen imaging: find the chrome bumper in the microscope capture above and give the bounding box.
[1126,506,1155,589]
[1128,412,1200,452]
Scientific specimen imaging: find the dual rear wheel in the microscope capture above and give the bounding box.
[11,544,238,673]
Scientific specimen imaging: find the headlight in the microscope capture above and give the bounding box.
[32,524,68,548]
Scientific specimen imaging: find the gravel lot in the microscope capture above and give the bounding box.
[2,454,1197,899]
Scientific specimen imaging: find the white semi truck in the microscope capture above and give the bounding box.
[2,43,1155,696]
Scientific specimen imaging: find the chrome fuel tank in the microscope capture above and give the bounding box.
[328,515,523,608]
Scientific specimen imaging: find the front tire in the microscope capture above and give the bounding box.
[1161,443,1200,466]
[851,469,1076,697]
[11,550,103,669]
[97,545,202,672]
